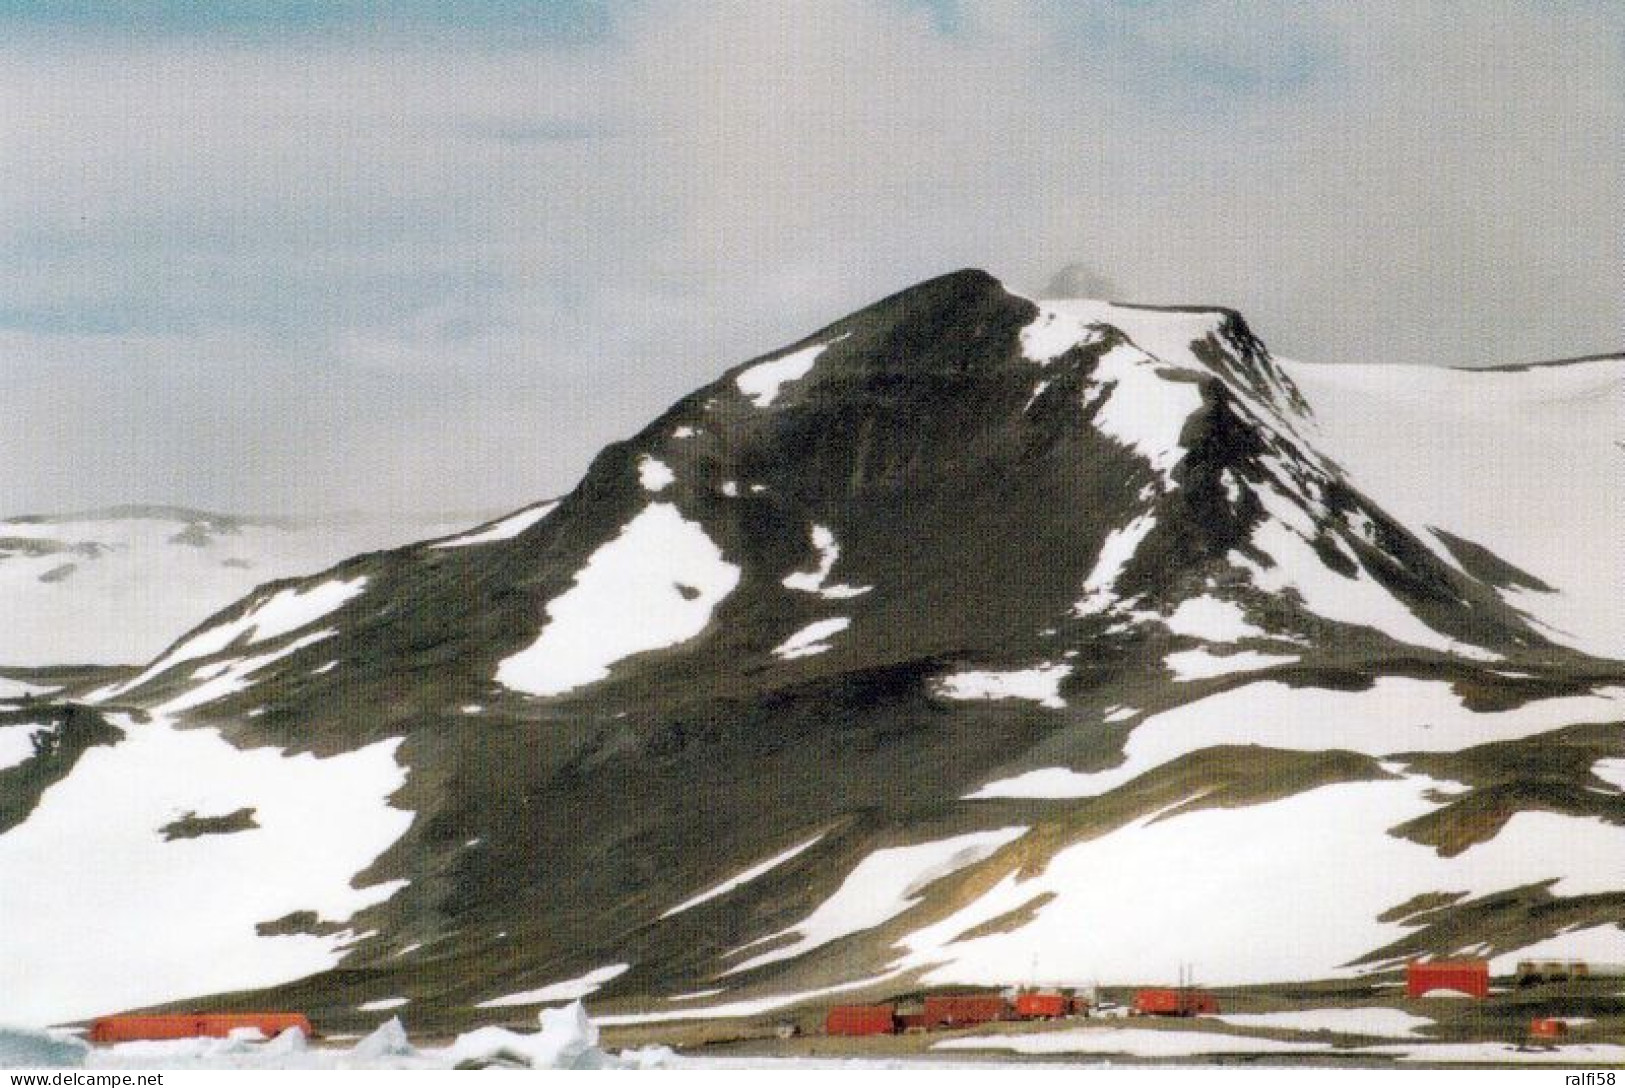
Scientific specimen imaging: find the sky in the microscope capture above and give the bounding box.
[1,0,1620,517]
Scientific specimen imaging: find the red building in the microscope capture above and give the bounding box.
[1529,1018,1568,1040]
[825,1005,897,1036]
[89,1014,313,1044]
[1132,989,1219,1016]
[921,993,1010,1027]
[1014,992,1069,1019]
[1405,959,1489,999]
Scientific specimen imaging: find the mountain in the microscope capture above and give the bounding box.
[3,270,1622,1034]
[0,507,476,666]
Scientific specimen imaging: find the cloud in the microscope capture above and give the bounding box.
[0,1,1620,515]
[1042,263,1121,300]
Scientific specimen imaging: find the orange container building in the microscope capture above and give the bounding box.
[1014,992,1069,1019]
[88,1014,314,1044]
[1131,989,1219,1017]
[825,1005,897,1037]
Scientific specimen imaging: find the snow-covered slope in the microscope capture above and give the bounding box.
[1282,356,1625,659]
[0,508,466,666]
[3,271,1621,1038]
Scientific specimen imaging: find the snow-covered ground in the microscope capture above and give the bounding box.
[0,512,462,667]
[477,964,630,1008]
[1163,648,1298,681]
[100,576,366,702]
[1487,924,1625,973]
[1215,1008,1434,1037]
[0,721,50,771]
[970,677,1625,800]
[909,771,1625,986]
[723,828,1026,976]
[496,503,740,696]
[1162,596,1266,642]
[937,1027,1334,1057]
[1282,356,1625,660]
[0,711,412,1026]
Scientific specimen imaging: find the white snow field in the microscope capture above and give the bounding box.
[723,828,1027,976]
[0,712,412,1027]
[1162,596,1266,642]
[661,834,826,919]
[1282,355,1625,660]
[1593,758,1625,791]
[0,678,57,699]
[1230,488,1463,655]
[1163,648,1298,681]
[1487,924,1625,973]
[970,677,1625,800]
[937,1028,1333,1057]
[905,772,1625,987]
[936,664,1072,709]
[496,503,740,696]
[429,500,558,549]
[1215,1008,1434,1037]
[477,963,631,1008]
[734,334,848,407]
[0,512,453,666]
[152,629,336,714]
[0,721,49,770]
[100,575,367,700]
[595,973,904,1026]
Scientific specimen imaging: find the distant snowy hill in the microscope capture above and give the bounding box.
[0,507,474,666]
[3,271,1621,1034]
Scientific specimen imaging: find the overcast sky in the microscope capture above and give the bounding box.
[2,1,1620,517]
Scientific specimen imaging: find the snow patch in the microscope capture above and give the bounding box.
[431,502,558,549]
[1592,758,1625,791]
[0,678,57,699]
[937,1028,1331,1057]
[909,773,1625,987]
[936,664,1071,709]
[0,712,411,1026]
[735,335,847,407]
[496,504,740,696]
[637,456,675,493]
[0,722,50,771]
[1216,1008,1434,1037]
[661,834,826,919]
[724,828,1026,975]
[1163,597,1264,642]
[772,617,849,660]
[477,964,631,1008]
[1164,648,1298,681]
[357,997,410,1012]
[970,678,1624,801]
[1074,514,1156,616]
[105,576,367,698]
[1488,924,1625,974]
[781,525,872,599]
[155,629,336,714]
